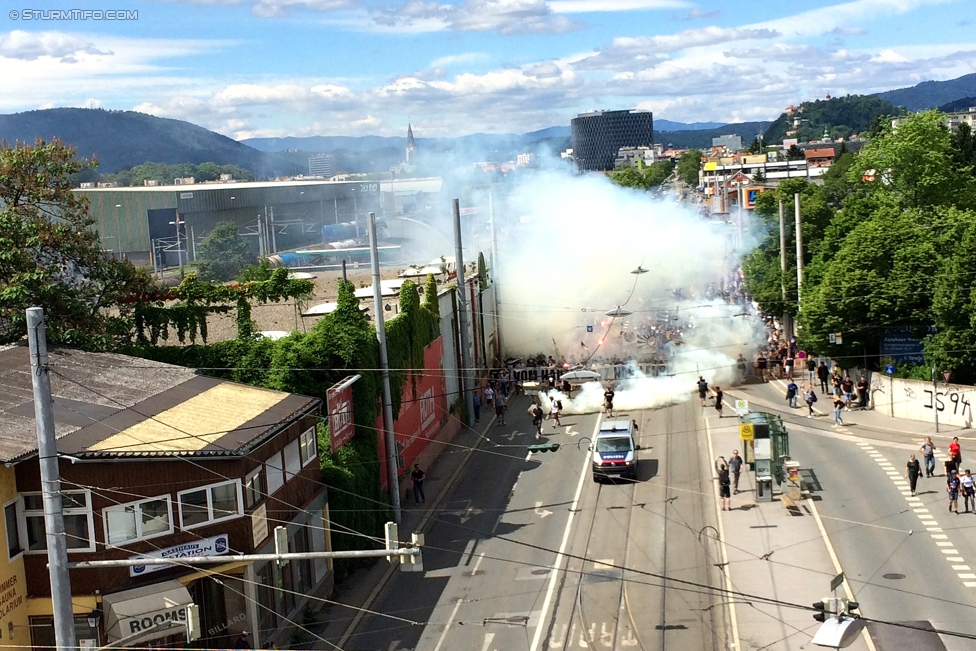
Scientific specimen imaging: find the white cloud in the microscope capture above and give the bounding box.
[548,0,690,13]
[431,52,489,68]
[370,0,580,34]
[250,0,354,18]
[871,48,910,63]
[610,27,780,54]
[0,30,111,61]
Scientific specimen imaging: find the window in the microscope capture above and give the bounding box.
[284,440,302,480]
[22,491,94,553]
[4,500,23,560]
[103,496,173,546]
[178,480,242,529]
[244,466,266,509]
[266,452,285,496]
[300,427,317,467]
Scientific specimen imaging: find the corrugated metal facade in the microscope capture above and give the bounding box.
[78,188,177,259]
[76,181,383,265]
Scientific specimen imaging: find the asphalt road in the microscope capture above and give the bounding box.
[345,394,729,651]
[737,381,976,651]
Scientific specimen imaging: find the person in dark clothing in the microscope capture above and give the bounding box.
[411,464,426,504]
[234,631,251,649]
[806,358,816,383]
[604,387,615,417]
[729,450,743,494]
[817,362,829,394]
[805,385,818,417]
[531,403,544,436]
[856,375,869,409]
[713,387,724,418]
[697,376,709,406]
[473,393,481,422]
[718,463,731,510]
[905,454,922,496]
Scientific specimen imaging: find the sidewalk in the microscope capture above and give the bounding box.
[702,406,873,651]
[308,410,497,649]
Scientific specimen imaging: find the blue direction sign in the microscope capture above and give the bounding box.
[884,364,896,375]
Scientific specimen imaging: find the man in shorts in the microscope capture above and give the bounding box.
[697,376,709,406]
[718,463,732,511]
[495,391,507,425]
[604,386,615,417]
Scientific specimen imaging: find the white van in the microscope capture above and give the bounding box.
[591,420,641,481]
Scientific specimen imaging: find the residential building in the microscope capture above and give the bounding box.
[804,147,836,168]
[0,344,330,650]
[571,109,654,171]
[893,106,976,131]
[307,154,334,177]
[614,145,664,169]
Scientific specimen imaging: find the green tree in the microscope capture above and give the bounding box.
[195,162,221,182]
[786,144,805,160]
[851,110,972,209]
[196,221,255,282]
[747,138,762,154]
[951,122,976,171]
[676,149,702,186]
[0,138,155,346]
[609,166,646,189]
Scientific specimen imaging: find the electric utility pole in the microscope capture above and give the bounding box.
[794,193,804,309]
[453,199,476,427]
[27,308,77,651]
[367,213,401,524]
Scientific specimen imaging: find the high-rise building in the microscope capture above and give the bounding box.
[308,153,334,177]
[571,109,654,171]
[406,123,416,163]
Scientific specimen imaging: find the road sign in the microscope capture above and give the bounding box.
[943,370,953,384]
[830,572,845,592]
[884,364,896,375]
[797,350,807,359]
[587,325,593,333]
[828,334,835,343]
[734,399,749,416]
[834,332,843,344]
[739,423,754,441]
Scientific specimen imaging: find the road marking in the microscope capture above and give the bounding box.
[592,559,615,570]
[535,501,554,518]
[529,416,602,651]
[932,534,949,540]
[959,573,976,579]
[965,582,976,588]
[482,633,496,651]
[704,416,741,651]
[954,565,971,570]
[948,556,965,562]
[942,549,959,554]
[471,552,485,576]
[433,598,464,651]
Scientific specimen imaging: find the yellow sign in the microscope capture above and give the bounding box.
[739,424,754,441]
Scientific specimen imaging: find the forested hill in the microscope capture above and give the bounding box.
[0,108,290,176]
[656,122,771,149]
[762,95,900,145]
[876,73,976,111]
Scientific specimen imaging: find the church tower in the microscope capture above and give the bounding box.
[406,123,416,163]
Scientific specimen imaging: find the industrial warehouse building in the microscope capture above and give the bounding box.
[75,180,385,267]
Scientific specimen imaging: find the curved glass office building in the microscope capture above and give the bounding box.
[571,109,654,171]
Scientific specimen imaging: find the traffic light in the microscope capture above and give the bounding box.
[813,600,829,623]
[527,443,561,453]
[846,601,859,615]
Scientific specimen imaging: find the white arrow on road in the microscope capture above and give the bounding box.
[535,501,553,518]
[482,633,496,651]
[503,430,523,441]
[460,506,484,523]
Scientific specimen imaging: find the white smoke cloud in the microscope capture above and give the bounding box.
[486,167,766,412]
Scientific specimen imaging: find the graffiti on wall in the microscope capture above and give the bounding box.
[923,389,972,419]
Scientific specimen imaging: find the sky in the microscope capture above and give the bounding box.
[2,0,975,140]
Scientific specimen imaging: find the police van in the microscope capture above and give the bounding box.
[590,420,641,481]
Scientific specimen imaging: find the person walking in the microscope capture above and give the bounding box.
[737,354,748,382]
[473,392,481,423]
[784,353,794,380]
[817,362,830,394]
[950,436,962,468]
[806,357,816,383]
[495,391,507,425]
[804,386,818,417]
[905,454,922,496]
[786,380,799,408]
[697,376,709,406]
[920,437,938,477]
[411,464,426,505]
[962,469,976,513]
[832,395,844,427]
[718,463,732,511]
[485,385,494,408]
[729,450,743,494]
[756,353,768,382]
[550,397,562,426]
[713,386,724,418]
[530,402,544,437]
[948,470,960,514]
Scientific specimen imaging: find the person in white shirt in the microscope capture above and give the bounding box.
[485,386,494,406]
[961,469,976,513]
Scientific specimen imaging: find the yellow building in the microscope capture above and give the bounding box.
[0,465,29,647]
